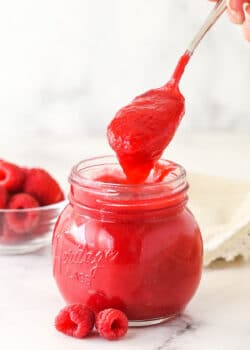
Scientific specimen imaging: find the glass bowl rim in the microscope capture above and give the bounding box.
[0,199,68,214]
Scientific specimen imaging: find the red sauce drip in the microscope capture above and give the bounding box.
[107,52,191,183]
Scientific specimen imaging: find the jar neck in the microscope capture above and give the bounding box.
[69,156,189,222]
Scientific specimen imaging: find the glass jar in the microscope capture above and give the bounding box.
[52,156,203,326]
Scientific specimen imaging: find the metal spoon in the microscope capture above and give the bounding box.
[170,0,227,85]
[187,0,227,55]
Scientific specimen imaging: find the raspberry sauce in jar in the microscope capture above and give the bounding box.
[52,156,203,326]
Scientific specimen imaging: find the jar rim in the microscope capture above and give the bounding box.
[69,155,187,193]
[69,156,188,221]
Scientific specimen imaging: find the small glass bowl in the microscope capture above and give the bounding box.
[0,200,67,255]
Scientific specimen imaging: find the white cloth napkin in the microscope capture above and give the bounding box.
[188,173,250,266]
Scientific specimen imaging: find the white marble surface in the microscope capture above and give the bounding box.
[1,132,250,349]
[0,1,250,139]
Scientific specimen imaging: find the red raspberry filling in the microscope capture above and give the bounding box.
[6,193,40,234]
[55,304,95,339]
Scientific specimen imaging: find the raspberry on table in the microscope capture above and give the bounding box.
[95,308,128,340]
[24,168,64,206]
[0,186,8,209]
[6,193,40,234]
[108,297,127,312]
[86,291,109,314]
[55,304,95,339]
[0,161,25,192]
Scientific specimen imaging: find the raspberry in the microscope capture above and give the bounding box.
[0,161,25,192]
[0,223,31,244]
[21,167,29,177]
[32,209,53,237]
[86,291,109,314]
[0,186,8,209]
[95,308,128,340]
[55,304,95,338]
[32,215,49,237]
[24,168,64,206]
[6,193,39,234]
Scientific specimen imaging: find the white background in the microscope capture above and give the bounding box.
[0,0,249,140]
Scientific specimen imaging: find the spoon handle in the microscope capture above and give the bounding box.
[187,0,227,55]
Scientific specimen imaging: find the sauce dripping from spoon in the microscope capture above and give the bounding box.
[107,0,227,183]
[107,52,190,183]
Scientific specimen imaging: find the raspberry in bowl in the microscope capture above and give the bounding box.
[0,160,66,255]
